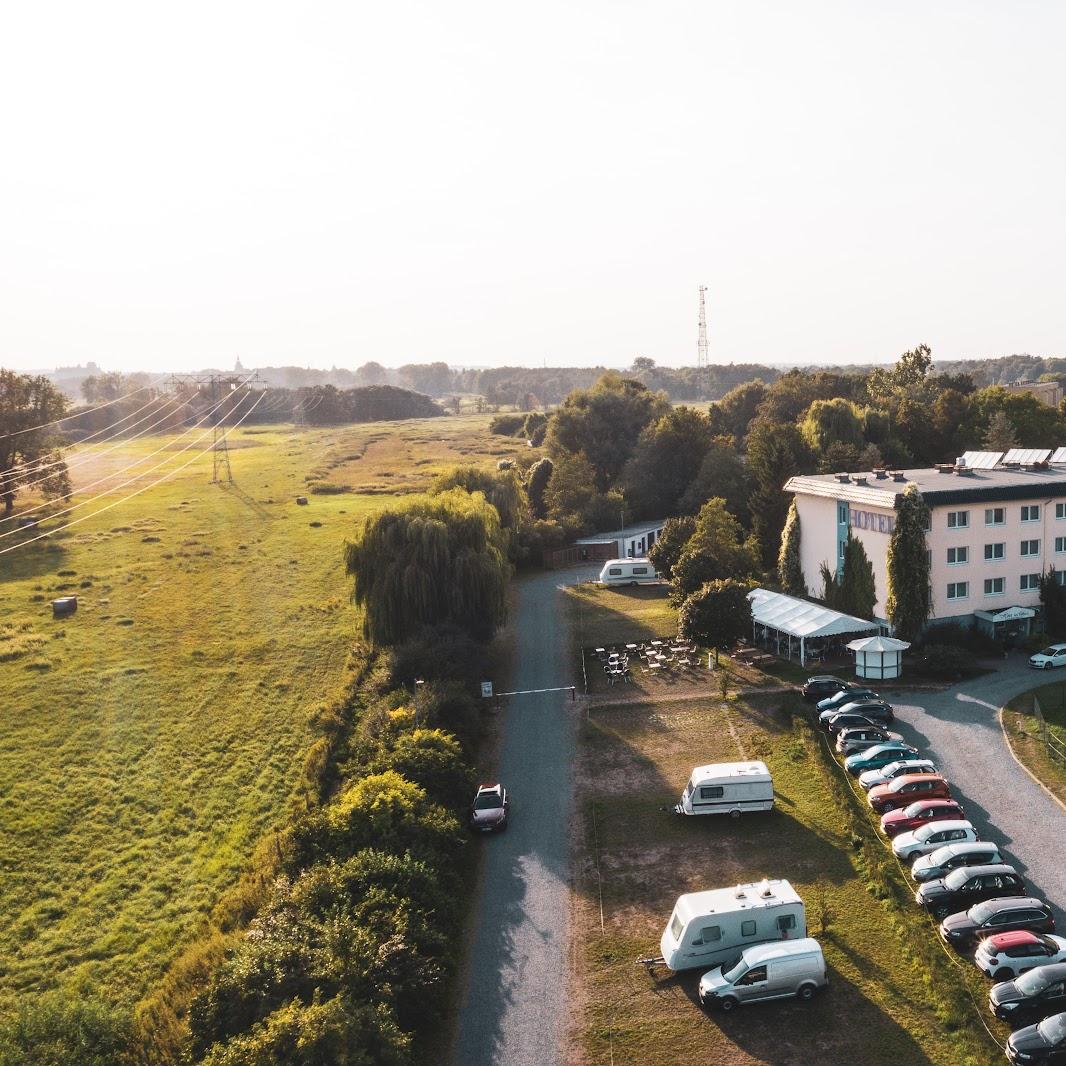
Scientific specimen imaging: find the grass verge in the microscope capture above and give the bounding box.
[1002,681,1066,807]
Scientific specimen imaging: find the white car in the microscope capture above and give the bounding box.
[858,759,938,792]
[1030,644,1066,670]
[891,819,978,862]
[975,931,1066,980]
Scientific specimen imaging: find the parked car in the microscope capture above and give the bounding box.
[845,742,920,776]
[825,711,889,737]
[1006,1011,1066,1064]
[892,820,979,863]
[697,938,828,1011]
[916,864,1025,920]
[837,726,902,756]
[881,798,966,838]
[859,758,938,791]
[802,676,852,702]
[941,898,1056,953]
[869,773,951,814]
[1029,645,1066,671]
[976,932,1066,981]
[990,963,1066,1025]
[816,687,882,712]
[912,840,1000,882]
[469,783,509,832]
[820,699,894,728]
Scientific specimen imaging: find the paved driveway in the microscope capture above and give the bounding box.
[888,659,1066,921]
[452,567,598,1066]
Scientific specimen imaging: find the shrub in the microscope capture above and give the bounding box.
[489,414,525,436]
[387,625,483,689]
[369,729,474,811]
[921,622,999,656]
[912,644,980,681]
[0,992,133,1066]
[307,482,351,495]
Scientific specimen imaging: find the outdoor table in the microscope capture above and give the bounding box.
[651,640,663,646]
[626,643,637,650]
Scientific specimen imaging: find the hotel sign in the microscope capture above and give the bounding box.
[849,508,895,534]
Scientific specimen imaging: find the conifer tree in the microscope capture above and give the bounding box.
[886,484,931,640]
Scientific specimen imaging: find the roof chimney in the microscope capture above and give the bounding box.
[851,474,867,485]
[891,471,906,482]
[835,472,850,483]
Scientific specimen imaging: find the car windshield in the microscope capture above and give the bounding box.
[722,954,746,982]
[1017,969,1052,995]
[474,792,502,810]
[903,802,928,817]
[1038,1013,1066,1043]
[969,901,999,923]
[1039,647,1058,657]
[944,869,970,890]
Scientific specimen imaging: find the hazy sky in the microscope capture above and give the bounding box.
[2,1,1065,373]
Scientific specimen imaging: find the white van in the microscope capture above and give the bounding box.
[660,879,806,971]
[598,558,659,586]
[698,937,827,1010]
[675,761,774,817]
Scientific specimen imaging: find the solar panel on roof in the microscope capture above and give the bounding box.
[1003,448,1051,465]
[961,451,1002,470]
[1052,447,1066,463]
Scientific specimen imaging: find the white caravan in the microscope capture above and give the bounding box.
[598,558,659,586]
[660,879,806,971]
[675,761,774,817]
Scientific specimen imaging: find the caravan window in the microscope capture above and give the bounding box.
[741,920,757,937]
[669,912,684,941]
[608,568,622,576]
[699,786,725,800]
[692,924,721,945]
[777,914,796,933]
[632,567,648,575]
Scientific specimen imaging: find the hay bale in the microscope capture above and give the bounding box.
[295,496,309,505]
[52,596,77,619]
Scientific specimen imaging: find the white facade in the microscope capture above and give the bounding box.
[787,466,1066,631]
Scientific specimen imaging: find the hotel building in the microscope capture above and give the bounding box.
[785,456,1066,637]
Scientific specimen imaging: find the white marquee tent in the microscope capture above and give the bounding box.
[747,588,879,666]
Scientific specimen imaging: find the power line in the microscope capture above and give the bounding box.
[0,385,255,540]
[0,382,157,441]
[0,392,265,558]
[0,391,188,491]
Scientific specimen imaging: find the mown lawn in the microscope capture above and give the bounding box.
[572,694,1003,1066]
[1002,680,1066,806]
[0,414,529,1017]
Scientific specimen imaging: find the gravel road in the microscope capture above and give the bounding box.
[452,567,598,1066]
[888,658,1066,922]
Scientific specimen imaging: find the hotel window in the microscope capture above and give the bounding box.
[1058,571,1066,587]
[985,507,1006,526]
[947,511,969,529]
[984,577,1005,596]
[1021,504,1041,522]
[838,503,848,524]
[984,542,1005,561]
[947,546,968,565]
[1057,537,1066,553]
[1021,573,1041,592]
[1021,539,1041,557]
[947,582,968,600]
[838,540,846,560]
[1058,503,1066,520]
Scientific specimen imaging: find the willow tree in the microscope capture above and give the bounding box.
[0,371,70,515]
[885,484,931,640]
[345,489,510,645]
[777,499,805,595]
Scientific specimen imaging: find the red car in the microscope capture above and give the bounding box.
[881,798,965,838]
[868,774,952,814]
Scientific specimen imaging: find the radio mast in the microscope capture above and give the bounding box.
[697,285,708,369]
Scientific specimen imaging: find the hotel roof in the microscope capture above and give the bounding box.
[786,465,1066,507]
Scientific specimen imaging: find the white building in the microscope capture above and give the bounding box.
[575,519,666,562]
[786,453,1066,637]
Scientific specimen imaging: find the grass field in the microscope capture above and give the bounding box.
[568,588,1002,1066]
[1002,680,1066,806]
[572,698,1003,1066]
[0,414,529,1019]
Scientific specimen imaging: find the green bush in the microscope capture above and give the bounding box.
[489,414,525,436]
[920,621,999,656]
[912,644,980,681]
[0,992,133,1066]
[387,626,483,689]
[369,729,474,811]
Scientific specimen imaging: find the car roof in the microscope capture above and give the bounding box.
[929,835,987,852]
[948,863,1017,878]
[807,675,846,683]
[885,773,945,789]
[974,896,1046,915]
[918,820,973,837]
[984,930,1043,949]
[900,799,960,814]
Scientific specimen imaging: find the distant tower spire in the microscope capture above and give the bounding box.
[697,285,709,369]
